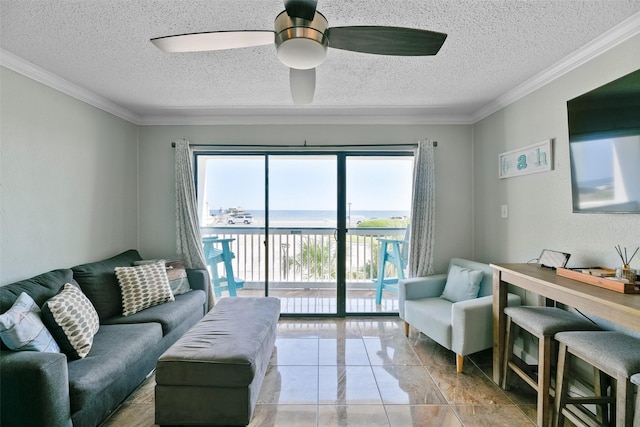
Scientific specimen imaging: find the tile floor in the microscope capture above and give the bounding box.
[101,318,543,427]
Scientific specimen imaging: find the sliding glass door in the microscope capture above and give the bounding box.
[344,155,413,314]
[196,151,413,316]
[267,155,338,314]
[196,155,267,298]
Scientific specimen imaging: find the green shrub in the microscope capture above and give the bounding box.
[357,218,409,228]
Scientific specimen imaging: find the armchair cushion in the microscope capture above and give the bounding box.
[441,265,483,302]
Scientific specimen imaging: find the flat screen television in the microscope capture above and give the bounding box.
[567,68,640,213]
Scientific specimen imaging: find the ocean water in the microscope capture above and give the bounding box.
[214,209,409,222]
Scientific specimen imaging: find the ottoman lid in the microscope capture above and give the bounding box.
[157,297,279,388]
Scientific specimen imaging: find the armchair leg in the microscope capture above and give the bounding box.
[404,321,410,337]
[456,354,464,373]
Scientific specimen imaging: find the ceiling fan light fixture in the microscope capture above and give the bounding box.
[274,10,328,69]
[277,38,327,69]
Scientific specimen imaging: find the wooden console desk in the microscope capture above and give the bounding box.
[491,263,640,385]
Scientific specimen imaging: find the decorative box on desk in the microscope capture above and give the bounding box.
[556,267,640,294]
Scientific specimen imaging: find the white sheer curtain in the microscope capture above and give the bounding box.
[408,139,436,277]
[174,139,213,307]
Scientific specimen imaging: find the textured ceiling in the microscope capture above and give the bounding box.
[1,0,640,124]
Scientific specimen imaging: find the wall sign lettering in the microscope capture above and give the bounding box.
[499,139,553,179]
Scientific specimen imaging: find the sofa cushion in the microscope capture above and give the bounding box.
[0,269,73,314]
[41,284,100,360]
[405,298,453,349]
[72,250,142,321]
[67,322,163,425]
[115,261,174,316]
[441,264,483,302]
[102,290,205,335]
[0,292,60,353]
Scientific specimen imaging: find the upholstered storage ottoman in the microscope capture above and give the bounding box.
[155,297,280,426]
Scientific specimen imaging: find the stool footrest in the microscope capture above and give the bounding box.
[562,404,610,427]
[507,361,539,391]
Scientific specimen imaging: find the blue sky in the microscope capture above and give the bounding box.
[203,155,413,211]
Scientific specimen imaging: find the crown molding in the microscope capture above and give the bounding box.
[0,48,143,125]
[471,11,640,123]
[137,106,474,126]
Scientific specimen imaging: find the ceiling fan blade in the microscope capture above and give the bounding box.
[290,68,315,105]
[326,26,447,56]
[284,0,318,21]
[151,31,274,53]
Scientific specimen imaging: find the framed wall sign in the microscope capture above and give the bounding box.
[499,139,553,179]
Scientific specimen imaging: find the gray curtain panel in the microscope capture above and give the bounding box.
[408,140,436,278]
[174,140,213,307]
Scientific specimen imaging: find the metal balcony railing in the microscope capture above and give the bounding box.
[200,227,406,289]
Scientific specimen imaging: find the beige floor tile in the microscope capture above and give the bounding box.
[276,319,320,338]
[451,404,535,426]
[271,338,319,365]
[249,404,317,427]
[385,405,463,427]
[428,364,513,405]
[364,336,422,366]
[101,403,156,427]
[317,404,390,426]
[316,319,364,339]
[319,338,371,365]
[257,365,319,404]
[409,333,459,368]
[127,374,156,405]
[318,366,382,404]
[373,365,447,405]
[358,319,406,338]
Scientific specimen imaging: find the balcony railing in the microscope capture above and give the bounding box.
[200,227,406,289]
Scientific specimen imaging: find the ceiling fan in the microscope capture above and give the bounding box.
[151,0,447,104]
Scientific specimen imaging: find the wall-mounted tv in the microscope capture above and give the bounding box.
[567,68,640,213]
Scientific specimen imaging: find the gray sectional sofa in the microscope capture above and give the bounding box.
[0,249,210,427]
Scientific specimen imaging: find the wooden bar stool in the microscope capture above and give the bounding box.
[502,306,600,427]
[554,331,640,427]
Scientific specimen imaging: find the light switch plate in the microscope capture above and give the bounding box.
[501,205,508,218]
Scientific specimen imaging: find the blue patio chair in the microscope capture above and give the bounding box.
[202,236,245,297]
[373,227,409,304]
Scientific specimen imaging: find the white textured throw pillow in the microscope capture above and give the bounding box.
[441,265,484,303]
[115,261,174,316]
[41,283,100,359]
[0,292,60,353]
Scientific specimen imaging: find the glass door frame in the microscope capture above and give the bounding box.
[194,149,414,318]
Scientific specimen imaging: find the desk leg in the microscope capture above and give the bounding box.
[492,270,508,386]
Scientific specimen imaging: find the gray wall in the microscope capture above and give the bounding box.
[138,124,473,274]
[473,34,640,273]
[1,67,139,284]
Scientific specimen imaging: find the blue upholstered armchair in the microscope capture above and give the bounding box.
[399,258,521,372]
